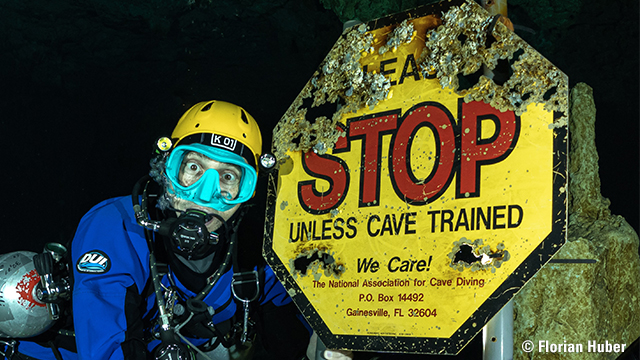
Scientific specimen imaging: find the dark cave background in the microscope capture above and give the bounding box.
[0,0,637,358]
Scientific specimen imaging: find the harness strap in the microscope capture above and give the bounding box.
[228,213,266,347]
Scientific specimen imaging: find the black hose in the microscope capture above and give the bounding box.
[132,175,151,211]
[47,341,63,360]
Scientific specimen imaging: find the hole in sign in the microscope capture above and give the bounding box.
[290,248,346,279]
[293,251,334,272]
[448,237,510,272]
[453,244,505,265]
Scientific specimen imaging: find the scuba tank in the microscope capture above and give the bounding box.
[0,243,71,338]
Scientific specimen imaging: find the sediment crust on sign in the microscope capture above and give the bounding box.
[272,0,568,166]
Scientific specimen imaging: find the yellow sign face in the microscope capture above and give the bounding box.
[264,0,568,354]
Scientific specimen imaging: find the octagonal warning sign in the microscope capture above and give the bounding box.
[263,0,568,354]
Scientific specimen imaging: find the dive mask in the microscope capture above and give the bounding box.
[164,143,257,212]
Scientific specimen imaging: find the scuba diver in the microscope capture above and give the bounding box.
[0,100,352,360]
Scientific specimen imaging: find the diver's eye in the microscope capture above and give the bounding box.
[185,161,202,175]
[179,160,204,187]
[221,172,237,183]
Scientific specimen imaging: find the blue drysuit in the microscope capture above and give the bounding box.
[7,196,305,360]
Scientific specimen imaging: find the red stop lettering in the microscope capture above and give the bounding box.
[348,112,398,207]
[390,103,457,204]
[298,126,350,214]
[458,101,520,197]
[296,100,519,213]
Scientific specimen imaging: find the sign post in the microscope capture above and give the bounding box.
[264,0,568,354]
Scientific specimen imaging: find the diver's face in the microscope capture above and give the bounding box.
[170,151,242,232]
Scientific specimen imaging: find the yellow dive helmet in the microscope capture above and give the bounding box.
[163,101,265,211]
[170,100,262,171]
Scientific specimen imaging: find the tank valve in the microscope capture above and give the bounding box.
[33,243,72,321]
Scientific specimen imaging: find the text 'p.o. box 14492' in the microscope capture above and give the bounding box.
[263,0,568,354]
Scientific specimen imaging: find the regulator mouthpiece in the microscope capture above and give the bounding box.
[163,209,220,260]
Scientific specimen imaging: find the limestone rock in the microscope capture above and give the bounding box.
[513,83,640,359]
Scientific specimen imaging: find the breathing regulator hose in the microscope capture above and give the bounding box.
[132,174,240,359]
[132,175,195,360]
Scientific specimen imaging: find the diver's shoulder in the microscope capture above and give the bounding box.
[80,196,136,222]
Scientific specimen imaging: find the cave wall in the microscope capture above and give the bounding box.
[512,83,640,360]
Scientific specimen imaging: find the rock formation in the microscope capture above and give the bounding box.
[513,83,640,360]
